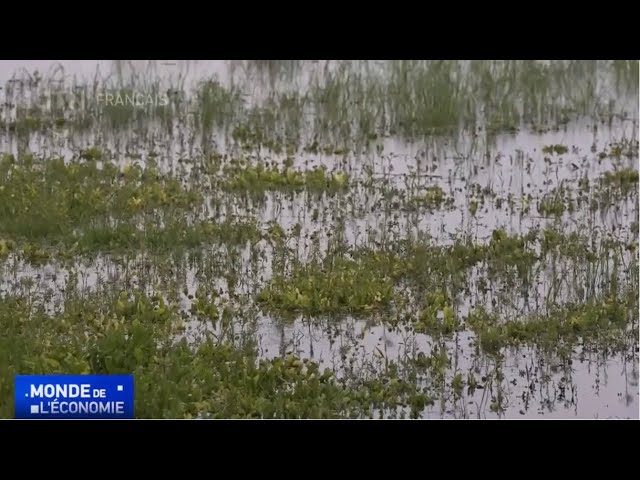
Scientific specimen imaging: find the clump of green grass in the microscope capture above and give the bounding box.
[79,147,104,161]
[197,80,245,132]
[0,238,16,258]
[230,123,298,154]
[76,218,262,256]
[0,153,205,255]
[467,291,637,354]
[539,227,596,261]
[586,167,640,210]
[257,254,395,315]
[5,117,45,134]
[537,185,573,217]
[597,139,639,160]
[600,168,639,194]
[414,289,459,335]
[542,144,569,155]
[409,185,454,211]
[485,228,539,278]
[223,163,349,195]
[537,196,566,217]
[303,141,349,156]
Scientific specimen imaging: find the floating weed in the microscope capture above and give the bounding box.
[600,168,639,196]
[258,253,396,315]
[469,200,479,216]
[468,291,637,354]
[414,289,459,336]
[76,219,261,257]
[409,185,454,211]
[542,144,569,155]
[222,163,349,196]
[538,184,572,218]
[537,196,566,217]
[20,243,50,265]
[0,239,16,259]
[451,373,465,398]
[79,147,104,161]
[597,139,639,160]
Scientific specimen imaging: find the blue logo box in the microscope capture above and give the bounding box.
[15,375,134,419]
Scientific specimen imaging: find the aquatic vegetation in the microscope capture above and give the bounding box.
[537,182,574,217]
[0,153,204,254]
[409,185,454,211]
[75,218,262,256]
[414,289,459,335]
[222,163,349,195]
[542,144,569,155]
[0,289,436,419]
[600,167,639,196]
[258,253,396,315]
[468,289,637,355]
[0,60,637,419]
[0,239,16,258]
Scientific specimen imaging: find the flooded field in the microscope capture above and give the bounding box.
[0,60,638,419]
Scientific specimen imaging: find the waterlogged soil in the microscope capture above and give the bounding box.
[0,60,638,419]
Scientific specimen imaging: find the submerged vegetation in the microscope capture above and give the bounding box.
[0,60,638,419]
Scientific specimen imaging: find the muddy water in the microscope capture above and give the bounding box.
[1,60,638,419]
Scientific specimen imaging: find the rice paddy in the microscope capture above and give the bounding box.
[0,60,638,419]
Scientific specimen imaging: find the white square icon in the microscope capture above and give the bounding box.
[117,385,123,392]
[30,405,39,414]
